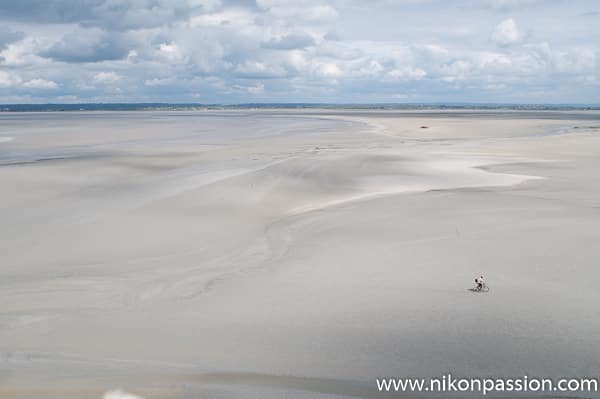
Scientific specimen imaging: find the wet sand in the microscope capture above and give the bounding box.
[1,110,600,398]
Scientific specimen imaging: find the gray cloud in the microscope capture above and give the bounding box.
[0,1,100,24]
[40,30,132,63]
[0,0,203,30]
[0,27,24,50]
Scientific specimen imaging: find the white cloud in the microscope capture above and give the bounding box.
[0,37,47,66]
[556,47,597,74]
[0,70,22,87]
[269,5,338,21]
[477,52,513,71]
[438,60,471,82]
[234,61,288,78]
[144,77,174,86]
[261,32,315,50]
[93,71,122,84]
[258,1,338,21]
[387,67,426,80]
[355,60,384,77]
[233,82,265,94]
[155,42,188,63]
[415,44,450,61]
[187,0,221,10]
[159,42,177,54]
[189,9,256,28]
[23,78,58,89]
[492,18,522,46]
[487,0,541,11]
[102,389,145,399]
[318,63,343,77]
[247,82,265,94]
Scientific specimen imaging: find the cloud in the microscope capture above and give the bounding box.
[23,78,59,89]
[233,61,289,78]
[258,0,338,22]
[156,42,186,62]
[273,5,337,21]
[486,0,542,11]
[102,389,145,399]
[492,18,522,46]
[189,8,256,28]
[0,27,24,50]
[0,1,599,103]
[94,71,122,83]
[144,77,175,86]
[233,82,265,94]
[556,47,597,74]
[0,36,44,66]
[261,32,315,50]
[40,30,132,63]
[386,66,427,80]
[323,31,341,41]
[438,59,471,78]
[312,41,363,60]
[0,71,22,87]
[318,63,343,77]
[0,1,214,30]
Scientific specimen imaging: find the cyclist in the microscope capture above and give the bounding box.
[475,275,485,291]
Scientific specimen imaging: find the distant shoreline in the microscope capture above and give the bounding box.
[2,103,600,112]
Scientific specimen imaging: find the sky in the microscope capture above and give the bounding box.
[0,0,599,104]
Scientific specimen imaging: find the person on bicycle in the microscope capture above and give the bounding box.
[475,275,485,290]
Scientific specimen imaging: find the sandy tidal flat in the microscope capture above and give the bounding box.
[1,110,600,399]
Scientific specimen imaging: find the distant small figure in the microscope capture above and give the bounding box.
[472,275,489,292]
[475,275,484,290]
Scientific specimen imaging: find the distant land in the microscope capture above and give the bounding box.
[1,103,600,112]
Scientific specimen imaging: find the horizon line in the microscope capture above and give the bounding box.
[2,101,600,106]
